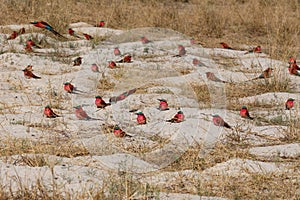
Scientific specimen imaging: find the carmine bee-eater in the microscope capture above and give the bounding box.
[22,65,41,79]
[136,111,147,124]
[247,68,273,81]
[83,33,93,40]
[18,27,25,35]
[63,82,74,93]
[7,31,18,40]
[240,106,254,120]
[68,28,81,39]
[30,21,66,38]
[288,57,296,65]
[288,63,300,76]
[244,45,262,54]
[25,44,33,52]
[285,98,295,110]
[193,58,205,67]
[44,105,60,118]
[220,42,232,49]
[96,21,105,27]
[91,63,99,72]
[114,47,121,56]
[206,72,227,83]
[113,125,131,138]
[166,111,185,123]
[117,55,132,63]
[109,88,136,103]
[74,105,94,120]
[95,96,111,108]
[174,45,186,57]
[108,61,117,69]
[26,39,41,48]
[141,36,151,44]
[212,114,232,129]
[158,99,169,111]
[73,57,82,66]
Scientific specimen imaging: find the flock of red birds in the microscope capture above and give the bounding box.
[6,21,298,137]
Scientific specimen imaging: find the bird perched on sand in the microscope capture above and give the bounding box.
[114,47,121,56]
[285,98,295,110]
[192,58,205,67]
[22,65,41,79]
[288,63,300,76]
[96,21,105,27]
[63,82,74,93]
[18,27,25,35]
[212,114,232,129]
[117,55,132,63]
[108,61,117,69]
[30,21,66,38]
[240,106,254,120]
[140,36,151,44]
[83,33,93,40]
[113,125,131,138]
[91,63,99,72]
[246,68,273,82]
[73,57,82,66]
[109,88,136,103]
[174,45,186,57]
[26,39,41,48]
[220,42,232,49]
[136,111,147,124]
[74,105,94,120]
[244,45,262,54]
[7,31,18,40]
[95,96,111,109]
[158,99,169,111]
[166,111,185,123]
[44,105,60,118]
[206,72,227,83]
[68,28,81,39]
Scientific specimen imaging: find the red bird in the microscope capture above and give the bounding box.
[95,96,111,109]
[245,45,262,54]
[83,33,93,40]
[158,99,169,111]
[91,63,99,72]
[7,31,18,40]
[68,28,81,39]
[63,82,74,93]
[44,105,60,118]
[108,61,117,69]
[247,68,273,81]
[285,98,295,110]
[25,44,33,52]
[193,58,205,67]
[174,45,186,57]
[166,111,185,123]
[206,72,227,83]
[288,57,296,65]
[26,39,41,48]
[288,63,300,76]
[240,106,254,120]
[74,106,94,120]
[220,42,232,49]
[109,88,136,103]
[18,27,25,35]
[114,47,121,56]
[140,36,151,44]
[113,125,131,138]
[22,65,41,79]
[136,111,147,124]
[30,21,66,38]
[96,21,105,27]
[117,55,132,63]
[212,114,232,129]
[73,57,82,66]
